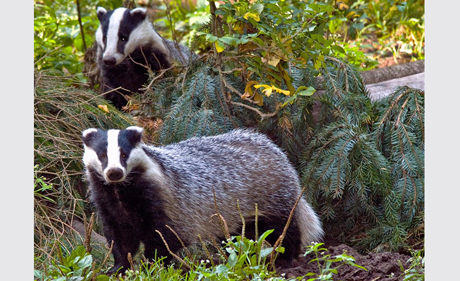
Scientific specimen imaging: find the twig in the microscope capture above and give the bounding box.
[198,234,215,267]
[99,240,114,269]
[155,230,191,269]
[255,203,259,241]
[75,0,87,52]
[230,101,280,120]
[128,252,134,271]
[237,200,245,240]
[84,212,95,253]
[211,236,228,259]
[166,225,191,258]
[269,187,306,270]
[212,186,231,239]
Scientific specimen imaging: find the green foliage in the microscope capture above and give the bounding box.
[34,0,123,79]
[192,230,279,280]
[299,242,366,281]
[34,164,56,204]
[34,245,109,281]
[153,0,211,48]
[400,248,424,281]
[301,84,424,252]
[35,238,368,280]
[325,0,425,63]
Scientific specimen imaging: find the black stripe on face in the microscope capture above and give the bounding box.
[118,128,143,167]
[117,9,147,54]
[83,129,109,169]
[98,10,115,48]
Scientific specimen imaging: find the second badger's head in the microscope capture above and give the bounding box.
[95,7,168,66]
[82,126,147,184]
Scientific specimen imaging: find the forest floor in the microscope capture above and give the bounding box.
[279,242,413,280]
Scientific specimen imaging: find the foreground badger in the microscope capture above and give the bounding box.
[95,7,194,109]
[82,127,323,274]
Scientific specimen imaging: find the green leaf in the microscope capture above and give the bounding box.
[228,251,238,268]
[266,3,280,13]
[206,34,218,43]
[215,264,229,274]
[332,45,346,54]
[96,275,110,281]
[248,3,264,15]
[76,254,92,269]
[257,229,274,244]
[219,36,236,45]
[296,86,316,96]
[252,37,265,47]
[260,247,273,258]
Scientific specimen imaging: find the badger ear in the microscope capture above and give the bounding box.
[96,7,107,22]
[82,128,99,147]
[130,8,147,21]
[125,126,144,145]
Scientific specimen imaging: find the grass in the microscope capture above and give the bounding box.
[34,69,135,271]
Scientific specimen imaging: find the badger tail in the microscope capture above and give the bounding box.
[297,198,324,249]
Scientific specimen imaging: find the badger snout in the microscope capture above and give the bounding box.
[105,167,125,182]
[103,56,118,66]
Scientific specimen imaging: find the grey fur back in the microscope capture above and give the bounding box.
[164,39,196,65]
[142,129,323,246]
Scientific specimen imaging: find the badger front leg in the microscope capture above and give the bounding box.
[105,229,141,275]
[96,202,142,275]
[142,225,182,265]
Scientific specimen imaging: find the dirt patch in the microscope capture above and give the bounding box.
[278,244,411,280]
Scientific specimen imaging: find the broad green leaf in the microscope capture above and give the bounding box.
[266,3,280,13]
[206,34,218,43]
[260,247,273,258]
[332,45,346,54]
[219,36,236,45]
[296,86,316,96]
[215,264,229,274]
[228,251,238,268]
[248,3,264,15]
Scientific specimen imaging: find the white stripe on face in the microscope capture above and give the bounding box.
[103,8,127,64]
[104,129,126,181]
[83,145,103,175]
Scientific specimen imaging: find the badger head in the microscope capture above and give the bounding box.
[82,126,146,184]
[95,7,168,66]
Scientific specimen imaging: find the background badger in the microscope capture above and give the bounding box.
[82,127,323,274]
[95,7,194,109]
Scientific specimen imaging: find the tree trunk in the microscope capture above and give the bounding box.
[360,59,425,85]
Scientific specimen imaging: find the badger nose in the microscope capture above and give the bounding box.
[103,56,117,66]
[106,168,124,182]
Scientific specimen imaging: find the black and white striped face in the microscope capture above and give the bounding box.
[82,126,145,183]
[95,7,166,66]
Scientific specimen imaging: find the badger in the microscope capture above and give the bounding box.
[82,126,323,274]
[95,7,194,109]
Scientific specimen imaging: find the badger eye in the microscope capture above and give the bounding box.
[121,153,127,159]
[100,153,107,159]
[120,36,127,42]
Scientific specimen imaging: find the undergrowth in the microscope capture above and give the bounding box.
[34,69,135,271]
[34,231,370,280]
